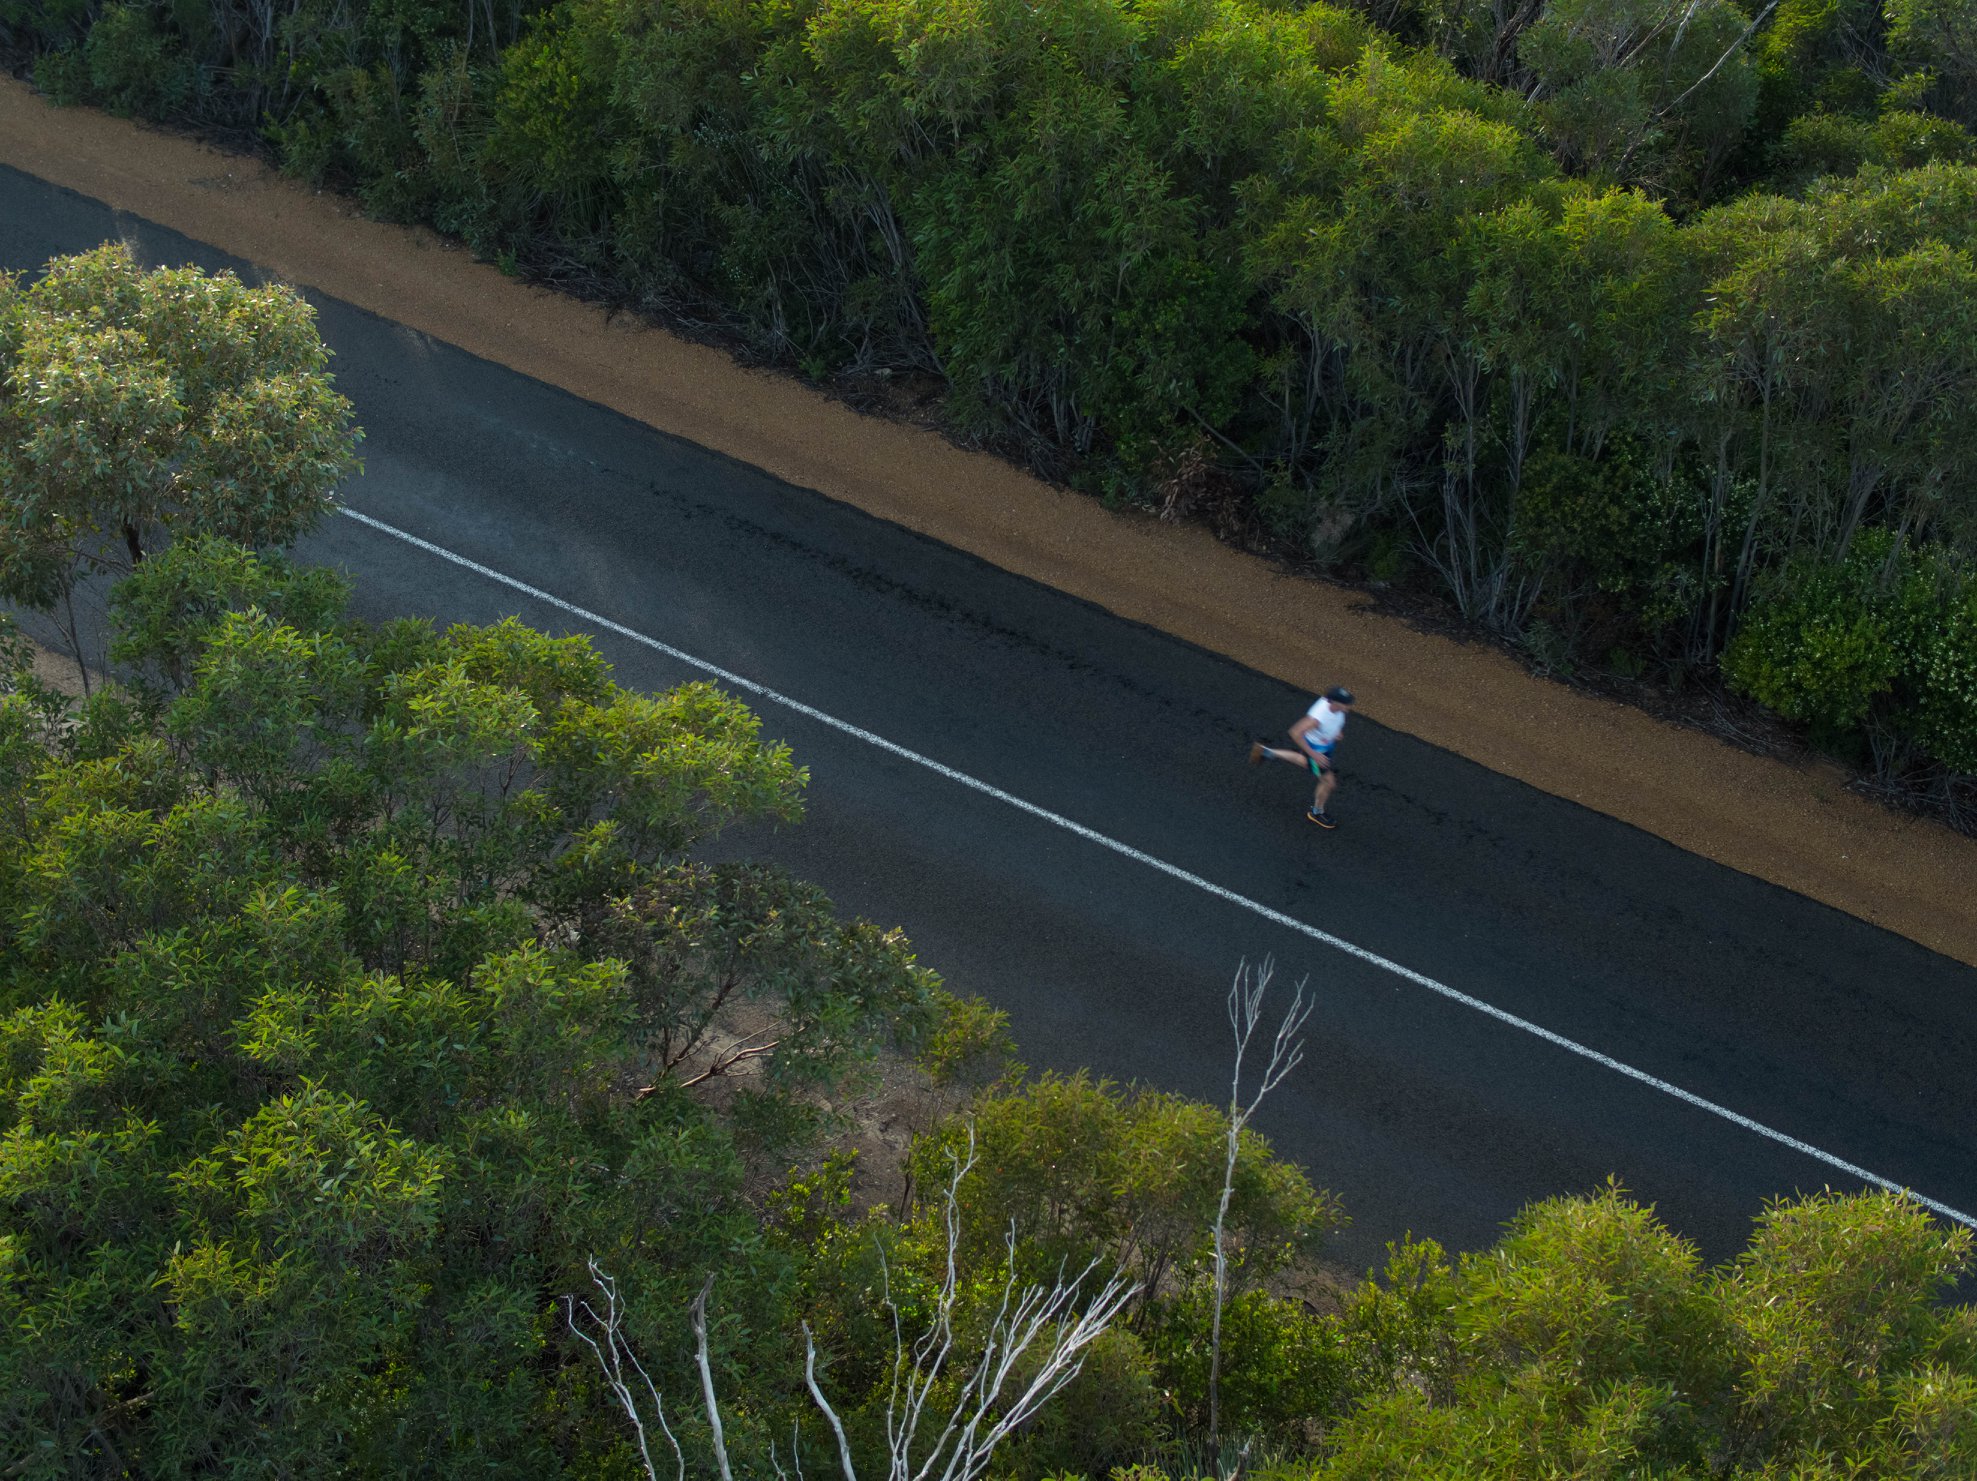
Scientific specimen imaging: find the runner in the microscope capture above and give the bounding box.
[1249,686,1355,829]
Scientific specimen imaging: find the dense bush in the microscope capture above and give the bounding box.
[1107,1186,1977,1480]
[1306,1185,1977,1477]
[1726,532,1977,769]
[0,542,1377,1473]
[7,0,1976,782]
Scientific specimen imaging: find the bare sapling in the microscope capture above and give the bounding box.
[564,1258,686,1481]
[804,1126,1139,1480]
[1208,957,1312,1467]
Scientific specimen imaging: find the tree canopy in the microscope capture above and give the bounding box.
[0,244,359,616]
[2,58,1975,1478]
[0,537,945,1474]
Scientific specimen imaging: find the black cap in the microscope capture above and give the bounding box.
[1324,686,1356,705]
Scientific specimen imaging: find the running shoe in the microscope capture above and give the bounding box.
[1306,809,1337,829]
[1248,741,1266,766]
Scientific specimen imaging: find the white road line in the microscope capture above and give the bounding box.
[338,504,1975,1228]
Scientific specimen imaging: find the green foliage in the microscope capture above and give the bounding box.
[2,89,1961,1466]
[1307,1185,1976,1479]
[997,1325,1167,1479]
[1906,569,1977,771]
[1887,0,1977,126]
[0,540,947,1473]
[76,3,201,118]
[0,246,360,629]
[1723,1188,1975,1461]
[1149,1287,1352,1445]
[1723,536,1915,733]
[108,533,354,694]
[909,1072,1344,1303]
[1724,531,1977,767]
[1750,0,1882,132]
[1522,0,1760,193]
[1773,108,1977,185]
[918,989,1023,1094]
[1515,443,1704,646]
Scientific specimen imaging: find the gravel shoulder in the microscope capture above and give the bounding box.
[5,77,1973,967]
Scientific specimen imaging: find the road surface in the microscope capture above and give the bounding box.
[7,164,1975,1276]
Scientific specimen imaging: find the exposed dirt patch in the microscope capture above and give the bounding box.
[21,633,98,698]
[4,77,1975,967]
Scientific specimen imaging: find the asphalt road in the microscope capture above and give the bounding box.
[8,165,1976,1277]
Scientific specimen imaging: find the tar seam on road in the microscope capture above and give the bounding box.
[338,503,1976,1229]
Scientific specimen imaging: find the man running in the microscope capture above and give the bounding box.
[1249,686,1355,829]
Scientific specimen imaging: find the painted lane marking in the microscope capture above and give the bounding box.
[338,504,1975,1228]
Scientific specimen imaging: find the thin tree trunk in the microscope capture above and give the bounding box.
[61,584,91,699]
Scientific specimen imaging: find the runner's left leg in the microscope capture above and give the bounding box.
[1310,756,1338,812]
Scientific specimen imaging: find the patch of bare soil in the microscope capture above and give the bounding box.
[21,634,98,698]
[4,77,1974,967]
[670,999,954,1217]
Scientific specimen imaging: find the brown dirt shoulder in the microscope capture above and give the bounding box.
[4,78,1973,967]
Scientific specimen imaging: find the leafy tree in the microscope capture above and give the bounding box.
[1726,531,1977,770]
[15,0,1977,796]
[907,1071,1343,1316]
[1521,0,1763,196]
[1770,106,1977,186]
[0,245,359,681]
[1245,52,1548,602]
[1749,0,1888,137]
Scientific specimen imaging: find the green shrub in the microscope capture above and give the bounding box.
[908,1072,1343,1298]
[1722,535,1914,733]
[1775,108,1977,185]
[1148,1288,1351,1445]
[1904,567,1977,770]
[80,3,198,117]
[482,2,622,241]
[1724,533,1977,770]
[997,1326,1165,1480]
[1515,446,1703,639]
[2,0,97,47]
[1312,1187,1976,1479]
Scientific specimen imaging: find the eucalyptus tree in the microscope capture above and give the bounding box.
[0,245,359,682]
[1519,0,1766,197]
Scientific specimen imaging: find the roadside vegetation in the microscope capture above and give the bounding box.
[2,248,1974,1478]
[6,0,1976,821]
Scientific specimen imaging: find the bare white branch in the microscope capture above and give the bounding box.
[566,1259,685,1481]
[1210,957,1312,1464]
[798,1125,1140,1481]
[691,1274,736,1481]
[576,1119,1137,1481]
[1658,0,1781,117]
[770,1421,809,1480]
[804,1322,861,1480]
